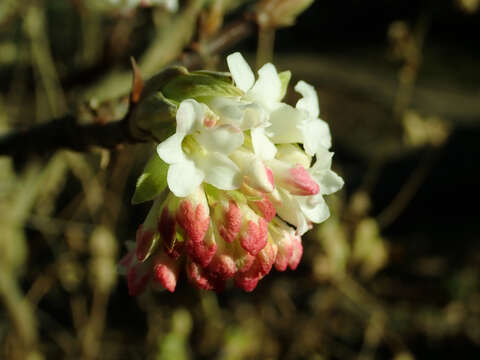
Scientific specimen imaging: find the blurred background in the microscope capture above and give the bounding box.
[1,0,479,359]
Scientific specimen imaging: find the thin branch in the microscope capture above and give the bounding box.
[0,18,256,162]
[376,146,442,229]
[0,115,136,162]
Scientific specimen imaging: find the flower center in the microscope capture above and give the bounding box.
[182,135,204,156]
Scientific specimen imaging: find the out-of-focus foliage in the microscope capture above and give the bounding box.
[1,1,480,359]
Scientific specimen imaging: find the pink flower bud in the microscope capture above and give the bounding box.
[175,187,210,244]
[215,199,242,243]
[239,216,268,256]
[207,253,237,280]
[152,252,180,292]
[234,273,260,292]
[135,225,156,262]
[135,198,164,262]
[288,235,303,270]
[250,194,276,222]
[268,159,319,196]
[186,259,225,291]
[126,258,152,296]
[234,241,276,292]
[158,204,179,258]
[185,223,217,267]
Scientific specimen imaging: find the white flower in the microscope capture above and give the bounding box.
[296,147,344,231]
[156,99,243,197]
[226,53,281,161]
[126,52,345,294]
[225,53,332,161]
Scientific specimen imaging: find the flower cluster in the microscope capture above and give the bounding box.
[120,53,343,294]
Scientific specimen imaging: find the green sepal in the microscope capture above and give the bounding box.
[190,70,234,84]
[132,154,169,204]
[162,72,242,103]
[278,70,291,100]
[227,190,248,204]
[133,92,177,141]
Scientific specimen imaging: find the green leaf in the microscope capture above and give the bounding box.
[278,70,291,100]
[191,70,234,84]
[132,154,169,204]
[132,93,176,142]
[162,73,242,103]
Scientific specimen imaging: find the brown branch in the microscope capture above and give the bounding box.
[0,115,136,163]
[0,18,256,162]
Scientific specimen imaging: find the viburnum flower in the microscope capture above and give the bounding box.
[120,52,344,294]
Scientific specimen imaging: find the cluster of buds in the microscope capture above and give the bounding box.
[120,53,343,294]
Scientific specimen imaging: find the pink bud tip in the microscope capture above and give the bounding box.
[158,207,176,253]
[186,237,217,268]
[240,218,268,256]
[288,236,303,270]
[186,260,225,291]
[234,274,260,292]
[153,263,177,293]
[274,237,293,272]
[218,200,242,243]
[176,200,210,244]
[253,195,276,223]
[258,242,277,276]
[288,164,319,195]
[207,254,237,280]
[265,164,275,188]
[136,225,155,262]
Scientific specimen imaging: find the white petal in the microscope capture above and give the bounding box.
[227,52,255,93]
[198,153,242,190]
[208,97,265,130]
[195,125,244,155]
[295,80,319,119]
[275,144,311,168]
[251,128,277,160]
[301,118,332,155]
[312,147,333,170]
[266,104,304,144]
[156,132,186,164]
[176,100,196,133]
[242,103,268,129]
[275,189,309,234]
[247,63,282,110]
[167,159,204,197]
[176,99,206,133]
[209,97,245,126]
[320,170,344,195]
[267,158,319,196]
[230,150,274,193]
[296,215,310,236]
[267,188,282,206]
[297,194,330,224]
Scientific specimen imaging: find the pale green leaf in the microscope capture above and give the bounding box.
[162,73,242,103]
[132,154,169,204]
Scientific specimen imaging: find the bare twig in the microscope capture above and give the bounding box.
[0,114,136,162]
[376,146,442,229]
